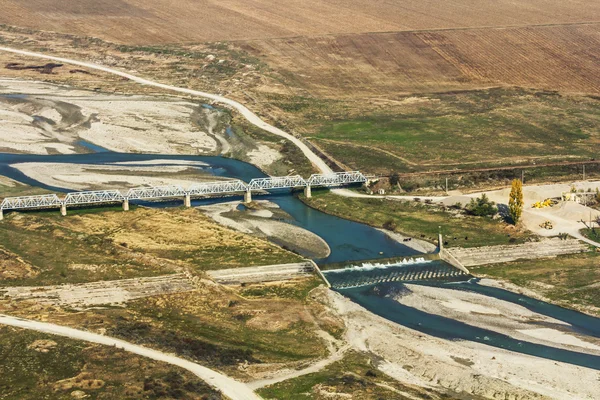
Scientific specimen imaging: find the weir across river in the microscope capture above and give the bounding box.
[0,171,367,219]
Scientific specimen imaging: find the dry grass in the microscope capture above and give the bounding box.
[0,326,221,399]
[245,24,600,97]
[0,277,335,380]
[0,207,301,286]
[1,0,599,44]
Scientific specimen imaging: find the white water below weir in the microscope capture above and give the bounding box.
[322,258,469,289]
[324,257,430,273]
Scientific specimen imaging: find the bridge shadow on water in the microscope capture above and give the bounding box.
[324,259,600,370]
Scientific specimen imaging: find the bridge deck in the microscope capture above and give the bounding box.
[1,171,367,212]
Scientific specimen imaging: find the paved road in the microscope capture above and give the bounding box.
[0,46,333,175]
[0,314,262,400]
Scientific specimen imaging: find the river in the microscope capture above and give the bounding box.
[0,150,416,264]
[3,147,600,371]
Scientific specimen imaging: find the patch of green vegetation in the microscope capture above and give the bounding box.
[267,88,600,179]
[0,213,173,287]
[303,191,532,248]
[0,182,52,198]
[108,320,260,367]
[258,351,454,400]
[0,326,220,399]
[580,228,600,242]
[471,252,600,314]
[313,89,599,168]
[0,207,301,286]
[117,293,327,366]
[240,277,322,301]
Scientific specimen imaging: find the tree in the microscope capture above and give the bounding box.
[466,194,497,217]
[508,179,524,224]
[389,172,401,187]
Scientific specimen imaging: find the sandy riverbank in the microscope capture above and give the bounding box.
[323,286,600,400]
[12,162,222,190]
[0,78,222,155]
[201,200,330,259]
[397,283,600,353]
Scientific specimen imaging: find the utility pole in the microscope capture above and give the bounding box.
[445,177,448,194]
[583,165,586,181]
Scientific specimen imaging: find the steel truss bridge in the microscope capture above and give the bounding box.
[0,171,367,218]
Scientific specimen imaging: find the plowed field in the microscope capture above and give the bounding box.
[244,24,600,96]
[1,0,599,44]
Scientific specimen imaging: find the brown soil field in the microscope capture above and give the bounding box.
[1,0,599,44]
[244,24,600,97]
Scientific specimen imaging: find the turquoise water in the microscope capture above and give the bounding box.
[4,146,600,368]
[0,151,417,263]
[337,280,600,370]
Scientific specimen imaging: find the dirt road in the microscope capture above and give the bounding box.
[0,314,262,400]
[0,46,333,175]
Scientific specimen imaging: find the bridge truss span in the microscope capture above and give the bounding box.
[248,175,307,190]
[1,194,62,210]
[308,171,367,187]
[125,185,187,201]
[64,190,125,205]
[0,170,368,216]
[188,180,248,195]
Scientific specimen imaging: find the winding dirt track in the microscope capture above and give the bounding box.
[0,314,262,400]
[0,46,333,175]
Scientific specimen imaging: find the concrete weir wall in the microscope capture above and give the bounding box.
[446,238,589,267]
[207,262,315,285]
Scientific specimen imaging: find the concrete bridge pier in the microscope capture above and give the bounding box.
[122,199,130,211]
[0,209,3,220]
[304,185,312,198]
[184,194,191,208]
[60,204,67,216]
[244,190,252,204]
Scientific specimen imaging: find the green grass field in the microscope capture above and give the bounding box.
[269,88,600,176]
[471,252,600,315]
[303,191,533,248]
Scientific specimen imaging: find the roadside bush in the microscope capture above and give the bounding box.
[382,219,397,231]
[389,173,401,187]
[465,194,498,217]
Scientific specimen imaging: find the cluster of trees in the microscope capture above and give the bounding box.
[465,179,523,225]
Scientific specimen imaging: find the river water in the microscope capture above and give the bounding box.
[331,275,600,370]
[0,151,416,264]
[3,148,600,370]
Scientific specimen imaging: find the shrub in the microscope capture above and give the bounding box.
[466,194,498,217]
[389,172,401,187]
[382,219,397,231]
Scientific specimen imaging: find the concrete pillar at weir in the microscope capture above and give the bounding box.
[244,190,252,204]
[0,209,3,221]
[60,204,67,216]
[184,194,191,208]
[304,185,312,198]
[123,199,130,211]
